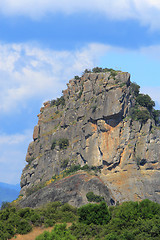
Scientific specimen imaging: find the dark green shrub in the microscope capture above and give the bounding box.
[0,202,11,210]
[70,222,103,239]
[66,164,81,174]
[92,67,103,73]
[36,223,76,240]
[83,69,91,73]
[92,105,97,113]
[55,96,65,107]
[152,109,160,125]
[136,94,155,110]
[50,96,65,107]
[58,138,69,149]
[138,199,160,219]
[86,192,105,203]
[16,219,32,234]
[136,109,150,123]
[44,219,55,227]
[51,139,57,150]
[78,90,83,99]
[30,213,41,224]
[104,233,120,240]
[78,202,110,225]
[130,108,150,123]
[81,164,90,170]
[61,159,69,168]
[18,207,34,219]
[130,82,140,97]
[75,76,80,80]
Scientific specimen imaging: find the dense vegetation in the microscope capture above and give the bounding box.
[51,138,69,150]
[130,82,160,125]
[86,191,105,203]
[1,199,160,239]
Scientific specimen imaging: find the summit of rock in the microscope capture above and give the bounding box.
[19,68,160,207]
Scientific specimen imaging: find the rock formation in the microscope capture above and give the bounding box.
[19,69,160,207]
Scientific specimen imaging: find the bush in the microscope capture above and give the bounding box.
[78,202,110,225]
[130,82,140,97]
[61,159,69,168]
[65,164,81,174]
[130,108,150,123]
[136,94,155,110]
[86,192,105,203]
[0,202,11,210]
[152,109,160,125]
[50,96,65,107]
[75,76,80,80]
[51,138,69,150]
[83,69,91,74]
[36,223,77,240]
[51,139,57,150]
[92,67,103,73]
[16,219,32,234]
[58,138,69,149]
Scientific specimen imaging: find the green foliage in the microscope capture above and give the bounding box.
[130,82,140,97]
[92,67,103,73]
[69,222,103,239]
[1,202,11,210]
[78,202,110,225]
[78,90,83,99]
[75,76,81,80]
[61,159,69,168]
[83,69,91,73]
[51,138,69,150]
[51,139,57,150]
[58,138,69,149]
[86,192,105,203]
[130,108,150,123]
[50,96,65,107]
[136,94,155,110]
[152,109,160,125]
[16,219,32,234]
[65,164,81,174]
[36,223,77,240]
[2,199,160,239]
[92,105,97,113]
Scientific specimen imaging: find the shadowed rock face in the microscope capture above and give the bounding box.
[19,71,160,207]
[19,173,114,208]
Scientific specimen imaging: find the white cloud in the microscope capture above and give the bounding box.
[0,42,111,113]
[1,0,160,29]
[0,130,32,184]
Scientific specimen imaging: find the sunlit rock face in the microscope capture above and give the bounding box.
[19,70,160,207]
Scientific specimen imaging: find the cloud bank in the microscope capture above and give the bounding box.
[1,0,160,30]
[1,41,160,114]
[0,42,110,113]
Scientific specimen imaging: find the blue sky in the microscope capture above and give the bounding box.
[1,0,160,184]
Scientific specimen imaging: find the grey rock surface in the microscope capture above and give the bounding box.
[19,70,160,207]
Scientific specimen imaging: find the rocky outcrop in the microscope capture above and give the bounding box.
[19,69,160,207]
[19,172,114,208]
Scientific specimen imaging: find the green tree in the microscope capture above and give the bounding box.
[136,94,155,110]
[78,202,110,225]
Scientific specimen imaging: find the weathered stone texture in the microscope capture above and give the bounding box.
[19,173,113,208]
[20,71,160,207]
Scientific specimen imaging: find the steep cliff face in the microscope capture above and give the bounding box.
[20,69,160,207]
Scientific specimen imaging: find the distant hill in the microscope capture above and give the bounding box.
[0,182,20,207]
